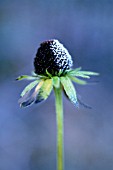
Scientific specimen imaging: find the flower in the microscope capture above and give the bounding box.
[17,39,99,107]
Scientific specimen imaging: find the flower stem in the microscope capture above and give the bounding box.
[54,86,64,170]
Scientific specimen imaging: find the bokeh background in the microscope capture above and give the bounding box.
[0,0,113,170]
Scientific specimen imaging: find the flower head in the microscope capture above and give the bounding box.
[17,39,99,107]
[34,39,73,76]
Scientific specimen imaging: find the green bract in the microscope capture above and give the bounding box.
[17,67,99,108]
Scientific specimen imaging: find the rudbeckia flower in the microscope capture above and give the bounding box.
[17,39,98,107]
[17,39,99,170]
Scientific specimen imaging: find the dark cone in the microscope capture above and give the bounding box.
[34,39,73,76]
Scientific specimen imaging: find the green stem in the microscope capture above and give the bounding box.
[54,86,64,170]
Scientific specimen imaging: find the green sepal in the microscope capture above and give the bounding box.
[20,80,40,97]
[52,76,60,88]
[60,76,78,107]
[58,69,63,76]
[78,71,99,76]
[35,79,53,103]
[73,71,99,78]
[70,76,87,85]
[75,74,90,79]
[16,75,38,81]
[67,68,99,79]
[67,67,82,76]
[31,71,38,76]
[46,69,52,78]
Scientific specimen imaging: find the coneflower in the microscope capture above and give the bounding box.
[34,39,73,76]
[17,39,99,170]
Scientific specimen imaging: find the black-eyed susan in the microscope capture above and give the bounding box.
[17,39,99,170]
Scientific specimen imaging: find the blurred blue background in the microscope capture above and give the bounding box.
[0,0,113,170]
